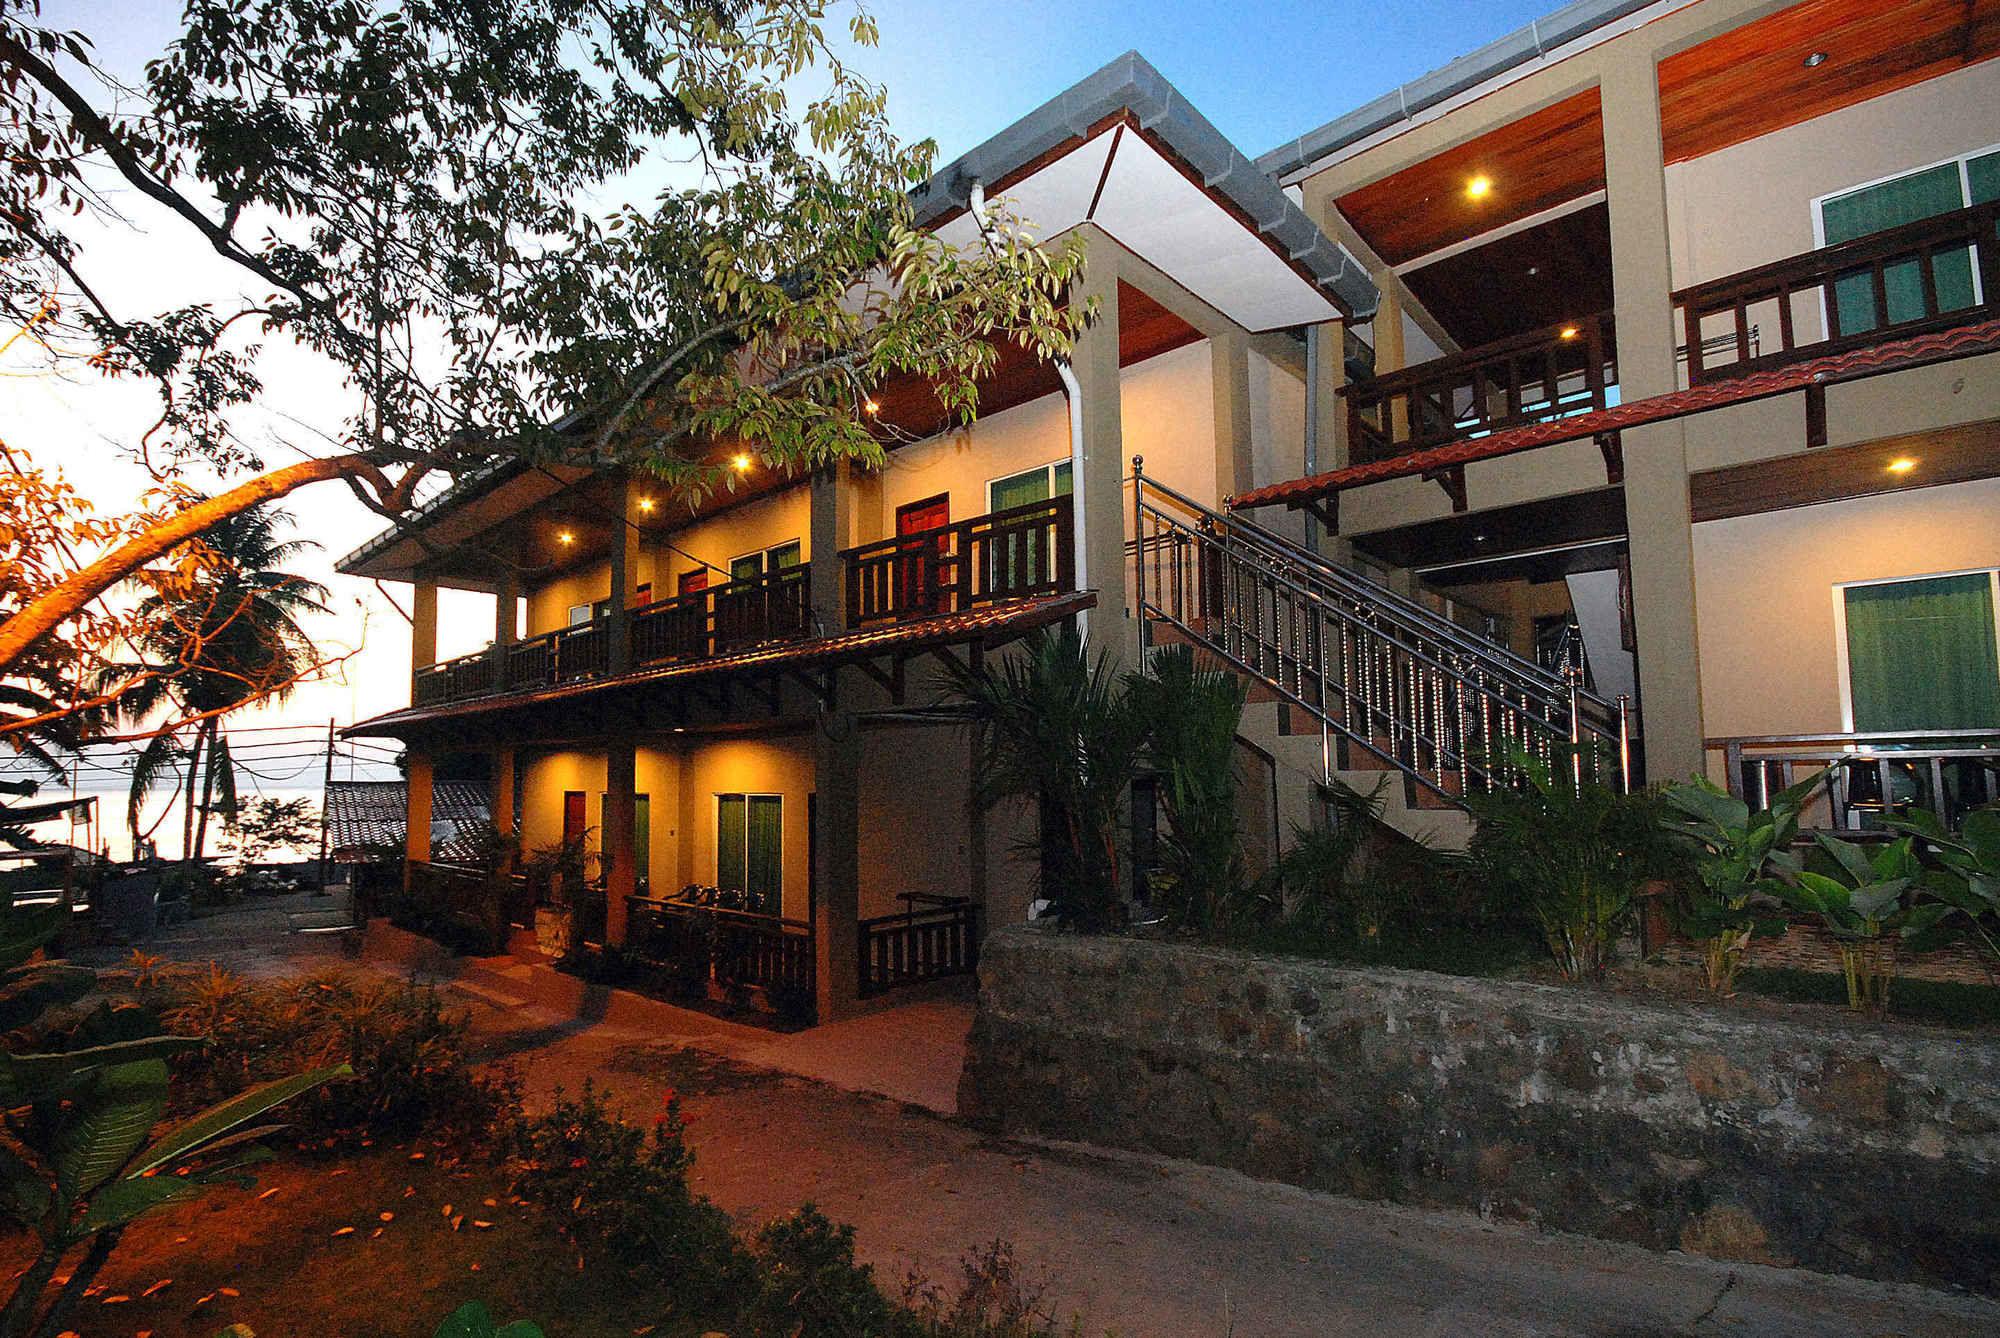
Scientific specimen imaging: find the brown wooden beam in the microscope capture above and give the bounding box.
[1688,419,2000,524]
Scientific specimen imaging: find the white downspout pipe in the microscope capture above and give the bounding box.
[968,180,1090,640]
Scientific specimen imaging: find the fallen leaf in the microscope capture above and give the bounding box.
[257,1188,281,1201]
[468,1263,480,1272]
[451,1215,465,1232]
[328,1168,350,1177]
[441,1204,452,1217]
[193,1293,215,1308]
[332,1227,356,1237]
[472,1220,493,1230]
[378,1212,394,1222]
[101,1296,130,1305]
[219,1288,240,1298]
[483,1198,497,1207]
[371,1228,384,1239]
[141,1280,173,1297]
[409,1151,426,1161]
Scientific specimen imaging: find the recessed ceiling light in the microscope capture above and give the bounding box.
[1803,50,1828,68]
[1559,326,1580,340]
[557,530,575,545]
[731,452,753,473]
[1466,175,1494,200]
[1886,456,1918,475]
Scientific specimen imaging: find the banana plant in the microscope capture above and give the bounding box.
[433,1301,546,1338]
[1773,833,1918,1014]
[1660,770,1825,994]
[0,903,346,1338]
[1886,807,2000,963]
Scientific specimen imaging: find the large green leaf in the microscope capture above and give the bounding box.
[54,1059,170,1202]
[433,1301,546,1338]
[127,1063,348,1178]
[1815,833,1878,886]
[0,1035,204,1106]
[0,1139,49,1224]
[76,1169,209,1235]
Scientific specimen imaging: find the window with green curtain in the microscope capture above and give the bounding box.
[717,794,747,891]
[987,463,1072,591]
[1968,150,2000,206]
[1821,162,1972,337]
[767,540,802,569]
[729,553,763,583]
[1843,574,2000,732]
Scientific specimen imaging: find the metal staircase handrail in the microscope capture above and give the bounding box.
[1131,459,1632,803]
[1141,467,1616,716]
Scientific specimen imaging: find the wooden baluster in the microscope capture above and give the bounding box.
[1682,300,1705,384]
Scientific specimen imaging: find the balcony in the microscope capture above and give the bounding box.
[1340,200,2000,463]
[409,494,1074,709]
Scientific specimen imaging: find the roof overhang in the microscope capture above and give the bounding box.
[912,51,1377,328]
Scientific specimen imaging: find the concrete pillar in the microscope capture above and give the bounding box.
[1602,46,1704,784]
[603,741,636,945]
[494,572,519,646]
[812,709,861,1023]
[1210,326,1254,500]
[809,462,851,633]
[411,579,438,672]
[490,746,516,845]
[403,749,433,885]
[1373,278,1410,442]
[1307,319,1354,562]
[607,476,640,674]
[1073,228,1134,668]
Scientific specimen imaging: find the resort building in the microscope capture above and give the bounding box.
[342,0,2000,1022]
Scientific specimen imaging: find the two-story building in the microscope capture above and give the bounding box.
[343,0,2000,1023]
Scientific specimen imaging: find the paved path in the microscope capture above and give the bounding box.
[122,903,2000,1337]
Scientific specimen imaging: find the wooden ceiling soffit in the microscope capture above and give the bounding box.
[1689,419,2000,523]
[1659,0,2000,165]
[1333,89,1605,267]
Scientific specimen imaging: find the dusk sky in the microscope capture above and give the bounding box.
[11,0,1555,819]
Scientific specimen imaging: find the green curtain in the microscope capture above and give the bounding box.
[988,464,1072,591]
[746,795,782,912]
[1844,574,2000,732]
[1822,162,1972,337]
[729,554,763,583]
[717,794,746,891]
[990,465,1051,511]
[1968,150,2000,207]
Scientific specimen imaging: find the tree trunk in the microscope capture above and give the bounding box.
[0,454,404,679]
[192,719,220,865]
[178,728,205,887]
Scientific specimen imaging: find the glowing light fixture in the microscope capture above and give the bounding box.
[637,496,656,513]
[1559,326,1580,340]
[1885,456,1918,475]
[1803,50,1827,68]
[863,397,881,416]
[1466,174,1494,200]
[557,530,575,545]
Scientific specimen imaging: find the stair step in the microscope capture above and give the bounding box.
[1343,737,1402,772]
[1410,770,1466,810]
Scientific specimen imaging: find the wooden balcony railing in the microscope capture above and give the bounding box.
[1708,729,2000,834]
[1677,199,2000,385]
[409,498,1076,708]
[625,895,815,999]
[843,493,1074,628]
[1341,313,1616,464]
[858,893,979,999]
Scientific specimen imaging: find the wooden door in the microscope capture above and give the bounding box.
[895,494,950,617]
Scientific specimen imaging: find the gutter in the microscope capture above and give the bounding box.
[1256,0,1670,184]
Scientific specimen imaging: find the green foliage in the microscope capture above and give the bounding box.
[1262,782,1399,942]
[509,1083,746,1308]
[949,628,1147,930]
[0,906,341,1338]
[226,796,319,866]
[1659,770,1823,993]
[432,1302,545,1338]
[156,967,517,1148]
[746,1204,898,1338]
[1463,746,1680,980]
[1775,833,1920,1013]
[1127,647,1249,933]
[1889,807,2000,962]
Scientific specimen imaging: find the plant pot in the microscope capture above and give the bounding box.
[534,905,574,959]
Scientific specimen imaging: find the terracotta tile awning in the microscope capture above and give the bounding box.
[344,590,1096,738]
[1229,317,2000,513]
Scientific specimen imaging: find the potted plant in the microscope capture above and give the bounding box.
[521,832,596,959]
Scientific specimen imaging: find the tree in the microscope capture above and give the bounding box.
[116,505,329,868]
[228,796,319,867]
[0,0,1088,729]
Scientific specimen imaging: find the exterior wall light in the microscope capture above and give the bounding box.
[637,496,656,513]
[1466,175,1493,200]
[1886,457,1917,474]
[557,530,575,545]
[731,452,754,473]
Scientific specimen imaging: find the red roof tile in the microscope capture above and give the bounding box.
[1229,318,2000,512]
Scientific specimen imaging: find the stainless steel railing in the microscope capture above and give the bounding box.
[1132,458,1630,805]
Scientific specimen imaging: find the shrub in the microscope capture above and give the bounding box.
[744,1205,899,1338]
[156,966,518,1147]
[1129,646,1249,933]
[1659,771,1820,993]
[898,1240,1067,1338]
[509,1083,746,1307]
[1463,746,1681,980]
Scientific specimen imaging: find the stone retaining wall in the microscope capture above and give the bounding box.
[960,926,2000,1294]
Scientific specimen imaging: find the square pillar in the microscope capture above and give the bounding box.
[810,461,853,631]
[1307,320,1354,562]
[603,741,637,945]
[1603,46,1704,783]
[1073,228,1134,669]
[1210,326,1254,500]
[411,579,438,673]
[1371,278,1410,442]
[403,749,433,887]
[607,477,641,673]
[490,745,516,846]
[812,701,861,1023]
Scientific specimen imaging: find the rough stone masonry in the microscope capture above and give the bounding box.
[959,926,2000,1294]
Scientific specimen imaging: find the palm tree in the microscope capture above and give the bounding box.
[118,506,328,872]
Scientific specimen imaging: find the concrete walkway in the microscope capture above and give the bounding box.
[121,905,2000,1337]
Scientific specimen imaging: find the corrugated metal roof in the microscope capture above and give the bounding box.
[324,780,491,863]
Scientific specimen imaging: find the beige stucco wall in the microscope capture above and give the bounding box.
[517,747,681,891]
[649,485,813,596]
[1691,477,2000,762]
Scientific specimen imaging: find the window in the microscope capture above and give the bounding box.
[566,603,592,627]
[728,540,803,583]
[1816,145,2000,337]
[1840,572,2000,732]
[716,793,782,911]
[988,460,1073,512]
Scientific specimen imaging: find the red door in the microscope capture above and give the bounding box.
[895,495,950,616]
[561,791,587,846]
[677,569,709,597]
